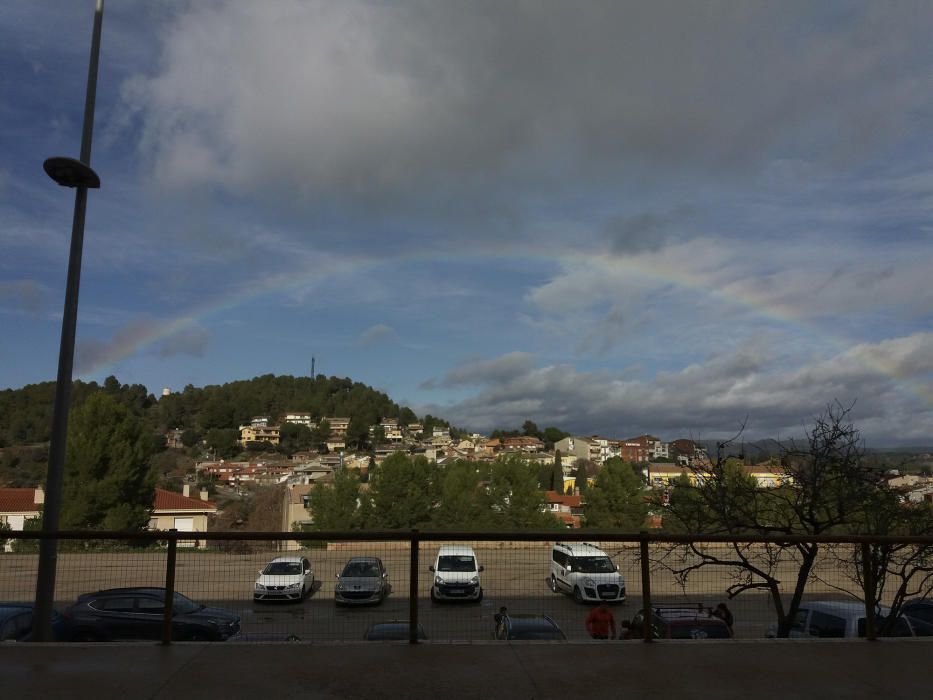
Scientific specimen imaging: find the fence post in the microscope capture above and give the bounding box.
[861,541,876,641]
[162,530,178,645]
[409,528,420,644]
[640,532,652,643]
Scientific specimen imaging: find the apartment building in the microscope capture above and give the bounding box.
[239,423,281,446]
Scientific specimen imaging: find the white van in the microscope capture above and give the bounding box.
[429,545,483,602]
[549,542,626,603]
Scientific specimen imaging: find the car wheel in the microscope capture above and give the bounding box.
[187,630,209,642]
[573,586,583,603]
[430,587,438,603]
[475,589,483,603]
[549,575,559,593]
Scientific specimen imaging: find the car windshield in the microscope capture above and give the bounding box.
[572,556,615,573]
[437,555,476,572]
[263,562,302,576]
[172,592,200,615]
[343,561,379,577]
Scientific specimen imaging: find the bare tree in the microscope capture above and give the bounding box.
[657,403,883,637]
[819,486,933,634]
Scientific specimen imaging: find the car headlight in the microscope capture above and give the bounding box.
[255,584,265,591]
[583,578,596,588]
[286,582,301,589]
[469,575,479,585]
[336,583,344,592]
[435,576,444,586]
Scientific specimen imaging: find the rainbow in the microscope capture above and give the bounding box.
[76,249,932,408]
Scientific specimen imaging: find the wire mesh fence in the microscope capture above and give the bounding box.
[2,531,932,643]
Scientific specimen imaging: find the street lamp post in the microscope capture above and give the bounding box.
[33,0,105,642]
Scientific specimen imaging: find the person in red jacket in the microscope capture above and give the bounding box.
[585,602,616,640]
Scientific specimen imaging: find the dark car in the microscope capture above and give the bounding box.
[0,603,69,642]
[494,614,566,641]
[902,599,933,625]
[335,557,389,606]
[631,606,732,640]
[66,587,240,642]
[364,621,427,641]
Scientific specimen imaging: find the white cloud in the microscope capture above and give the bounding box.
[358,323,397,347]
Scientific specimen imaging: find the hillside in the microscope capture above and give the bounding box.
[0,373,447,449]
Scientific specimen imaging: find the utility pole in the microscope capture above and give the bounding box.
[311,356,315,378]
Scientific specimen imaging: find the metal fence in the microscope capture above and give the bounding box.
[3,530,932,644]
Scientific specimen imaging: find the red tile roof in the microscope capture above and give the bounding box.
[544,490,582,507]
[0,488,41,514]
[152,488,217,512]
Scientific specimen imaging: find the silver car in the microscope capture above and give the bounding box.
[335,557,389,606]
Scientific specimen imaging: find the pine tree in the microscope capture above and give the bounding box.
[61,393,157,530]
[551,450,564,492]
[583,458,648,529]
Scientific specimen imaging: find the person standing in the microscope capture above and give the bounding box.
[711,602,734,636]
[494,606,508,639]
[585,602,616,640]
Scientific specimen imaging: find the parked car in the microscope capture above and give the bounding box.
[766,600,933,638]
[335,557,389,606]
[429,545,483,602]
[0,603,69,642]
[363,621,427,641]
[66,587,240,642]
[631,605,732,639]
[254,556,314,602]
[901,598,933,625]
[549,542,626,603]
[494,613,566,641]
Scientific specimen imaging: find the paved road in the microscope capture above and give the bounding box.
[0,541,860,642]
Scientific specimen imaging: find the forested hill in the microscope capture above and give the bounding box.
[0,374,440,448]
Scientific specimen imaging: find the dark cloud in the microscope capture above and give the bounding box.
[127,2,933,217]
[426,352,537,389]
[422,335,933,443]
[605,206,697,254]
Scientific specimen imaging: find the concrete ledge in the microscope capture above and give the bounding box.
[1,640,928,699]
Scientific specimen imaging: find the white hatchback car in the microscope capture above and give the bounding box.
[254,556,314,602]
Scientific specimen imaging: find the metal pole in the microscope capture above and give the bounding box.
[640,534,653,643]
[162,531,178,645]
[33,0,105,642]
[409,529,420,644]
[861,542,877,641]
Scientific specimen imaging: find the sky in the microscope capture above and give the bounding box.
[2,1,933,445]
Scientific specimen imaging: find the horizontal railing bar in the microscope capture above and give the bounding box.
[6,530,933,545]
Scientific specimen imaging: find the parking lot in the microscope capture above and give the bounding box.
[0,540,864,642]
